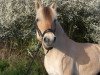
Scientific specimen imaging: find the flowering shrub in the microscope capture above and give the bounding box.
[0,0,99,75]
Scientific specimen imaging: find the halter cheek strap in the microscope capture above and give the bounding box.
[36,25,43,37]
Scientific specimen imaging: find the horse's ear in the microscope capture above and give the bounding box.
[35,0,42,10]
[50,2,57,10]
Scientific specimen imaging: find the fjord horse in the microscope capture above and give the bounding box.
[35,1,100,75]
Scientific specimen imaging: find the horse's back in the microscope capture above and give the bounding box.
[77,43,100,75]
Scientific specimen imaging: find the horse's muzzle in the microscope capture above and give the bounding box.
[43,32,56,49]
[43,36,56,45]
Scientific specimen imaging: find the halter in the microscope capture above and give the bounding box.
[35,19,57,38]
[36,26,56,38]
[35,19,57,51]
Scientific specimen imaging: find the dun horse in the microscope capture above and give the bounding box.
[35,1,100,75]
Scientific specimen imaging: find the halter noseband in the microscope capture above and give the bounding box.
[36,27,56,38]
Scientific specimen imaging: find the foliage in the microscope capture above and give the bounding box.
[57,0,100,43]
[0,0,100,75]
[0,60,9,72]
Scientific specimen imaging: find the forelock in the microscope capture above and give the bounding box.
[42,7,52,20]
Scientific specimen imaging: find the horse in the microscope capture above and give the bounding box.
[35,1,100,75]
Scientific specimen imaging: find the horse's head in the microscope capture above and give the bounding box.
[35,1,57,50]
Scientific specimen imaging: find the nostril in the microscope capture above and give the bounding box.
[44,37,50,43]
[54,37,56,42]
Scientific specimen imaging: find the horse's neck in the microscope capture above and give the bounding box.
[55,23,76,53]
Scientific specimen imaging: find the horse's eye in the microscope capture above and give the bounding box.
[36,18,39,22]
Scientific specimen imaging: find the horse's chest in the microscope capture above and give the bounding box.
[44,55,63,75]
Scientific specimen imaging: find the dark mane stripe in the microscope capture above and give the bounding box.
[42,7,52,20]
